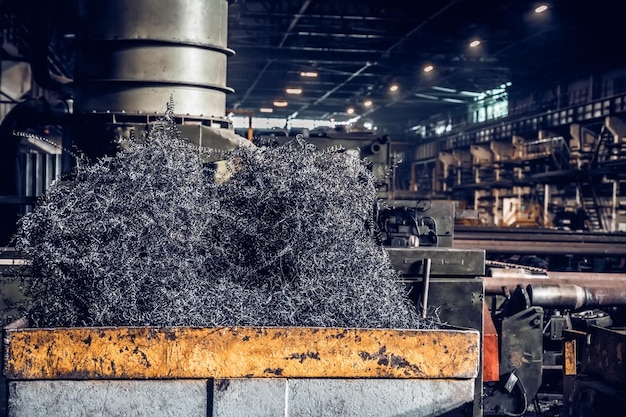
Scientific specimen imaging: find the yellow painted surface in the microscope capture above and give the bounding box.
[563,338,577,376]
[4,326,479,380]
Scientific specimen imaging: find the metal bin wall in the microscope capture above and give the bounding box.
[3,322,479,416]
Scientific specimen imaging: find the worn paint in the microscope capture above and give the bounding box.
[563,339,577,376]
[4,325,479,380]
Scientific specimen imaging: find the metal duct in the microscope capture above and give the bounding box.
[527,284,589,309]
[527,283,626,309]
[74,0,234,118]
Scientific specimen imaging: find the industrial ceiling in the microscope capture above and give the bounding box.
[225,0,625,132]
[1,0,625,134]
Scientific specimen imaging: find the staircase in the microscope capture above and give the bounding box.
[578,176,604,231]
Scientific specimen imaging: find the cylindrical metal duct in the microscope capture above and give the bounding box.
[484,273,626,294]
[527,284,589,309]
[527,283,626,308]
[74,0,233,118]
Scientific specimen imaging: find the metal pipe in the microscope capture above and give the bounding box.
[484,273,626,294]
[548,271,626,281]
[455,239,621,255]
[527,284,588,309]
[421,258,431,318]
[583,285,626,306]
[527,283,626,308]
[487,268,542,279]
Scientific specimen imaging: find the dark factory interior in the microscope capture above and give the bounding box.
[1,1,626,416]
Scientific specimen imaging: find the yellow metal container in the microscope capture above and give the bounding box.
[3,320,481,416]
[4,321,479,380]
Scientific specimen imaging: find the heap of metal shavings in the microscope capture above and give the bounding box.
[16,116,433,329]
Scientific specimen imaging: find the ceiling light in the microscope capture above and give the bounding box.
[259,108,273,113]
[432,86,457,93]
[273,100,288,107]
[300,71,318,78]
[389,84,399,92]
[363,100,373,107]
[534,4,548,13]
[286,88,302,95]
[423,65,434,73]
[469,39,481,48]
[442,98,466,104]
[415,93,439,100]
[346,107,355,114]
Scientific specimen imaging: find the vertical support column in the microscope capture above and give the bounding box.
[605,116,626,232]
[612,180,618,232]
[438,152,457,192]
[544,183,551,227]
[34,152,43,197]
[493,189,500,226]
[569,124,582,168]
[470,145,493,223]
[55,154,62,180]
[24,153,32,212]
[46,154,56,189]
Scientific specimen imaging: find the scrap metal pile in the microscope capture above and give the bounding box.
[16,113,429,329]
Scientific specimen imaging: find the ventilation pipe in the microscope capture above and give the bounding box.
[71,0,237,157]
[74,0,233,118]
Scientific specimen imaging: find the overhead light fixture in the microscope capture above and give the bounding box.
[300,71,318,78]
[259,107,273,113]
[415,93,439,100]
[346,107,355,114]
[423,64,434,73]
[442,98,466,104]
[469,39,481,48]
[432,86,457,93]
[363,100,373,107]
[273,100,288,107]
[534,4,548,13]
[389,84,399,92]
[286,88,302,95]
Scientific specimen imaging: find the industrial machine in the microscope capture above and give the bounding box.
[379,198,626,417]
[377,199,486,416]
[481,267,626,416]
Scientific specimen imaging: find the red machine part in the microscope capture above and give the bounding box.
[483,302,499,382]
